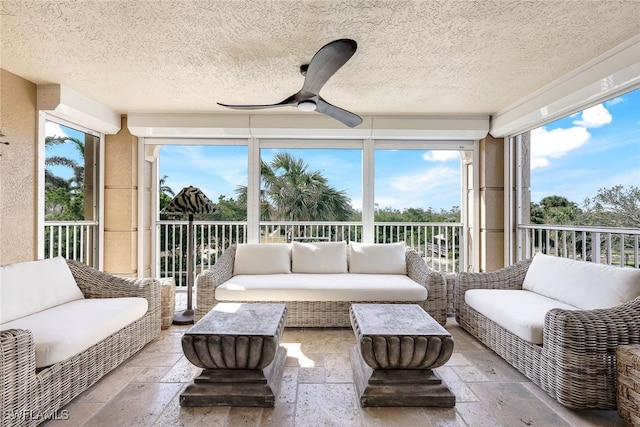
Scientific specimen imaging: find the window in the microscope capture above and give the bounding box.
[43,119,99,264]
[519,87,640,266]
[259,147,362,242]
[158,144,248,284]
[374,149,461,222]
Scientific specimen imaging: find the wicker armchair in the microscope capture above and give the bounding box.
[0,260,161,427]
[196,244,448,327]
[455,259,640,409]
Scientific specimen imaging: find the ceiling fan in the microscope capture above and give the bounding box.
[218,39,363,128]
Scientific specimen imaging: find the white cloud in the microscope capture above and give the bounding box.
[606,97,623,106]
[422,151,460,162]
[45,121,68,137]
[391,165,457,192]
[572,104,612,128]
[376,165,461,209]
[530,126,590,169]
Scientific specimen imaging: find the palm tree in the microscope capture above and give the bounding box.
[44,135,85,220]
[159,175,175,209]
[237,151,354,222]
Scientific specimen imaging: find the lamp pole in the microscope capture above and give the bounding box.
[174,213,195,324]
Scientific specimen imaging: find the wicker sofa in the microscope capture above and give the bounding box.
[0,257,161,427]
[455,253,640,409]
[196,242,447,327]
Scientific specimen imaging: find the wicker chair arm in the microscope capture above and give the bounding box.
[66,260,161,312]
[195,245,236,320]
[544,296,640,352]
[456,259,532,293]
[406,249,447,300]
[0,328,36,401]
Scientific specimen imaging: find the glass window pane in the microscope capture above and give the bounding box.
[44,120,96,221]
[529,87,640,228]
[259,148,362,242]
[374,149,461,222]
[159,145,248,220]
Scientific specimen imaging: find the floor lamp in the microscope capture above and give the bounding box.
[161,186,216,325]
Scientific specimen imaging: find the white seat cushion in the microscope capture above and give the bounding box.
[465,289,578,344]
[216,273,427,302]
[291,241,348,273]
[0,256,85,323]
[349,242,407,274]
[234,244,291,275]
[523,253,640,310]
[0,297,148,368]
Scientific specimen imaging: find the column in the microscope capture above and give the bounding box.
[479,134,505,271]
[103,116,139,276]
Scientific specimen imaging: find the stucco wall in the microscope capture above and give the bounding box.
[103,116,140,276]
[479,134,505,271]
[0,69,38,264]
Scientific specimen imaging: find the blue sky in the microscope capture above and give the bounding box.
[46,88,639,212]
[529,89,640,205]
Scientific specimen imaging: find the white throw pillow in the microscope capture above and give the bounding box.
[522,253,640,310]
[233,244,291,275]
[291,241,348,273]
[0,256,85,324]
[348,242,407,274]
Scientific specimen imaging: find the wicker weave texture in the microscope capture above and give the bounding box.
[0,260,161,427]
[617,344,640,425]
[195,245,448,327]
[160,278,176,329]
[455,259,640,410]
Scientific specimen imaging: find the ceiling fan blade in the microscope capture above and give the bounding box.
[300,39,357,96]
[217,95,297,110]
[316,97,363,128]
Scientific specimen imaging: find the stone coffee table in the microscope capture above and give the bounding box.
[180,303,287,407]
[349,303,455,407]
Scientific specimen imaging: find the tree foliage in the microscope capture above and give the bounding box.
[530,185,639,228]
[580,185,640,228]
[236,152,356,221]
[44,135,85,220]
[530,195,581,225]
[374,206,460,222]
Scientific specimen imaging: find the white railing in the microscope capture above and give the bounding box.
[518,224,640,268]
[157,221,248,287]
[156,220,465,287]
[44,220,98,266]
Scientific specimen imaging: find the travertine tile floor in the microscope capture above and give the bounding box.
[44,291,626,427]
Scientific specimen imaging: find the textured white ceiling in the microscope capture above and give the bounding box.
[1,1,639,118]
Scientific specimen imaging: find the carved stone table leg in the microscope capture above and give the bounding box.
[180,303,287,407]
[350,347,455,407]
[180,346,287,407]
[349,304,456,407]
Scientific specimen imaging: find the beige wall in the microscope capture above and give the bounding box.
[103,116,140,276]
[478,134,505,271]
[0,69,38,264]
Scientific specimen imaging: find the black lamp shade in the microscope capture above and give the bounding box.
[161,186,216,215]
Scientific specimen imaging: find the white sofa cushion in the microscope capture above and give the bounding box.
[349,242,407,274]
[465,289,578,344]
[0,256,85,324]
[234,243,291,275]
[291,241,348,273]
[216,273,427,302]
[522,253,640,310]
[0,297,148,368]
